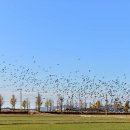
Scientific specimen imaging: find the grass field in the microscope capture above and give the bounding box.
[0,115,130,130]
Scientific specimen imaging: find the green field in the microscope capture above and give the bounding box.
[0,115,130,130]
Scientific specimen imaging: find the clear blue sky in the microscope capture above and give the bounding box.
[0,0,130,80]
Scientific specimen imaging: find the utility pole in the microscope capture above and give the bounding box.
[71,94,74,110]
[85,97,87,110]
[59,96,64,112]
[79,93,81,112]
[105,94,108,115]
[26,98,29,111]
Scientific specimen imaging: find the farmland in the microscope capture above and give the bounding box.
[0,115,130,130]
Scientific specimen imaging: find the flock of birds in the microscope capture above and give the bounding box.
[0,56,130,108]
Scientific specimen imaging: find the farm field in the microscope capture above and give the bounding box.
[0,115,130,130]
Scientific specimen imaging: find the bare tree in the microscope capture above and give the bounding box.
[124,101,129,112]
[113,100,121,112]
[79,99,84,111]
[10,95,17,111]
[0,95,4,112]
[22,100,28,110]
[45,99,53,112]
[48,99,53,112]
[45,99,49,112]
[35,93,42,112]
[58,96,64,112]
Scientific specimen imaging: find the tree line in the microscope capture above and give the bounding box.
[0,93,129,113]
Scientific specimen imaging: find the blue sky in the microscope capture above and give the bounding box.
[0,0,130,80]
